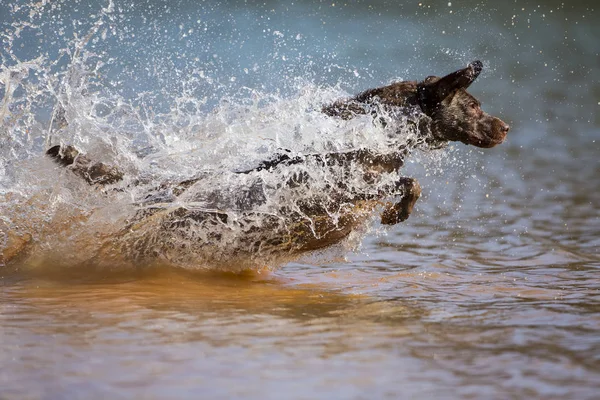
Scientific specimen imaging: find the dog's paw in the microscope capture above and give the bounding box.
[380,179,421,225]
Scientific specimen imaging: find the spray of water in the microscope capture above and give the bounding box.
[0,0,448,271]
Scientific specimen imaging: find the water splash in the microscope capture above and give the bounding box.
[0,0,448,271]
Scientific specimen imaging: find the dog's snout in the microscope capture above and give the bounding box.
[501,123,510,133]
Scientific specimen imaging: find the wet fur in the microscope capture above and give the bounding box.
[5,61,508,266]
[323,60,509,148]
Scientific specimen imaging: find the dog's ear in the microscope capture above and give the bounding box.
[417,61,483,114]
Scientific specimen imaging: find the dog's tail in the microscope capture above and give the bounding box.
[46,145,124,185]
[46,145,81,166]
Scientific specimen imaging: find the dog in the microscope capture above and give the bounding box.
[4,60,509,267]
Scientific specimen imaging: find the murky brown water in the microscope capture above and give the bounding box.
[2,229,599,399]
[2,0,600,398]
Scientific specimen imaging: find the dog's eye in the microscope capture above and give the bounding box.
[470,103,480,111]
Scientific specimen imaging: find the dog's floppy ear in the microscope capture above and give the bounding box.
[417,60,483,115]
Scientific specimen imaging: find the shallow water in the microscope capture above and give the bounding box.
[1,0,600,398]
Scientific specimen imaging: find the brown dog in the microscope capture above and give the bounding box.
[11,60,508,267]
[237,60,509,227]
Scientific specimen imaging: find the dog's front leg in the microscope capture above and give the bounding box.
[380,177,421,225]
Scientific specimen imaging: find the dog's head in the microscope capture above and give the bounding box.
[417,61,509,148]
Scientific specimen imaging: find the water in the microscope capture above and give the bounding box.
[1,0,599,398]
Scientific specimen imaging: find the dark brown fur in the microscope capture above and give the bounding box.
[323,60,509,148]
[46,145,123,185]
[30,61,508,265]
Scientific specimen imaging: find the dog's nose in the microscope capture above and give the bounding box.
[501,123,510,133]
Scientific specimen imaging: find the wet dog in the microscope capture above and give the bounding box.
[10,60,509,267]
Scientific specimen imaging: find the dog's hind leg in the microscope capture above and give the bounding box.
[46,145,124,185]
[380,177,421,225]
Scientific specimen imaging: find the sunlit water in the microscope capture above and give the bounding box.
[1,0,599,398]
